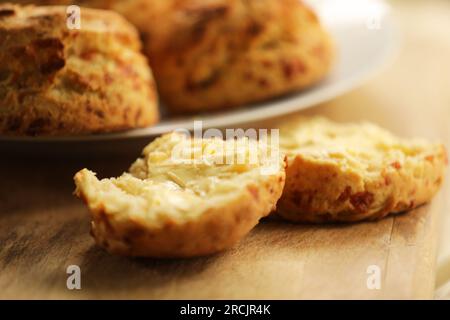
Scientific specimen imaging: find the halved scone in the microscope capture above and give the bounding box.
[74,132,286,257]
[277,117,447,223]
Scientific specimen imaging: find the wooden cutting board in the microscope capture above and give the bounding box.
[0,0,449,299]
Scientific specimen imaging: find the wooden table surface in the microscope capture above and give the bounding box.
[1,0,449,299]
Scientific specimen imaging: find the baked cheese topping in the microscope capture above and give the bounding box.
[280,117,441,178]
[77,133,283,226]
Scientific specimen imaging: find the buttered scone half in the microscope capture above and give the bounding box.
[0,4,159,136]
[74,133,286,257]
[277,117,447,223]
[146,0,334,113]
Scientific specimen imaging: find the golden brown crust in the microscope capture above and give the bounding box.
[0,4,159,136]
[145,0,334,113]
[75,169,285,258]
[276,117,448,223]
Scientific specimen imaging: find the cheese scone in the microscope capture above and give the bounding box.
[277,117,447,223]
[146,0,334,113]
[74,133,286,257]
[0,4,159,136]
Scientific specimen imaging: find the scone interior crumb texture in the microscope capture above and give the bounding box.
[74,133,286,257]
[277,117,448,222]
[0,4,159,136]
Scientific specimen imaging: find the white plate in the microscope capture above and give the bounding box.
[1,0,398,148]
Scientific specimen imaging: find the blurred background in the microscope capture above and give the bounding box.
[0,0,449,299]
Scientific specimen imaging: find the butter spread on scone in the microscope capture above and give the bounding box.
[277,117,447,223]
[74,133,286,257]
[0,4,159,136]
[146,0,334,113]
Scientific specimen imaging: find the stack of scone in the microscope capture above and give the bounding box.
[74,117,447,258]
[0,1,334,135]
